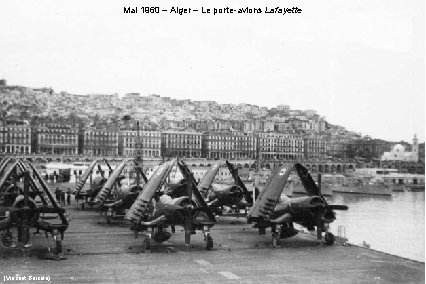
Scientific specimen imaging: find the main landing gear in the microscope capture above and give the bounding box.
[271,226,281,248]
[45,229,66,261]
[324,232,335,245]
[317,222,335,245]
[105,208,113,225]
[204,232,213,250]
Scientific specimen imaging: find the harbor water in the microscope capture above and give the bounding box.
[328,191,425,262]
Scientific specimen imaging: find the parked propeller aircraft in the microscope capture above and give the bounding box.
[126,159,216,251]
[94,158,148,224]
[0,159,69,260]
[202,160,256,215]
[248,163,348,247]
[165,160,256,216]
[74,158,113,209]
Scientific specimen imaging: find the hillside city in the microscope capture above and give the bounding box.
[0,79,424,173]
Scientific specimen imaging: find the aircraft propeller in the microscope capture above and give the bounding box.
[226,161,253,204]
[294,163,348,243]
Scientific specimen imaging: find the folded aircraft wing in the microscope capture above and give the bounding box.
[294,163,319,196]
[198,161,221,191]
[95,158,134,203]
[74,158,102,194]
[0,160,20,189]
[126,160,175,223]
[0,157,12,176]
[248,165,292,220]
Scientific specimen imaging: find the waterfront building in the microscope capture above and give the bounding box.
[119,130,161,159]
[82,128,119,156]
[33,123,78,155]
[0,121,31,154]
[325,135,351,158]
[161,130,202,158]
[303,135,327,160]
[257,132,304,161]
[201,131,257,159]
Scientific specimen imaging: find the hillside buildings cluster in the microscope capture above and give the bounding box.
[0,81,423,165]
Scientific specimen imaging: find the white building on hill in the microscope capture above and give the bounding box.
[381,134,419,162]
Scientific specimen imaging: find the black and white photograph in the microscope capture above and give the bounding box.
[0,0,424,283]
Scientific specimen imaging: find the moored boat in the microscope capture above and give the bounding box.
[405,184,425,192]
[331,176,392,196]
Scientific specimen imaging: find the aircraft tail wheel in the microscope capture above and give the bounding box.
[205,234,213,250]
[142,237,151,252]
[324,232,335,245]
[272,233,280,248]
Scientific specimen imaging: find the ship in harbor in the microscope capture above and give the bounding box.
[330,176,393,196]
[289,173,333,196]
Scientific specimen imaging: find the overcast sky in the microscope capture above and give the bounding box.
[0,0,424,143]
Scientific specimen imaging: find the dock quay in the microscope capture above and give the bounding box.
[0,205,424,283]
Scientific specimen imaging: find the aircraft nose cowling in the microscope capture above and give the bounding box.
[230,186,243,196]
[310,196,325,206]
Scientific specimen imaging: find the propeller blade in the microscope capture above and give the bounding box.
[103,159,113,172]
[327,205,349,210]
[136,165,148,183]
[98,165,104,178]
[291,203,325,209]
[225,160,252,204]
[294,163,320,197]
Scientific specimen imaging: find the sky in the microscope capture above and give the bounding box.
[0,0,424,143]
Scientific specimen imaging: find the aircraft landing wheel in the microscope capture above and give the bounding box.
[142,237,151,252]
[272,233,280,248]
[1,231,17,248]
[324,232,335,245]
[55,239,63,254]
[81,203,85,210]
[205,235,213,250]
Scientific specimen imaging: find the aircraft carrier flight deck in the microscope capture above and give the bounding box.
[0,205,424,284]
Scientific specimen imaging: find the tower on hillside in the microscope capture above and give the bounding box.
[412,134,419,162]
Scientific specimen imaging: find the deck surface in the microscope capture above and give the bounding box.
[0,203,424,284]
